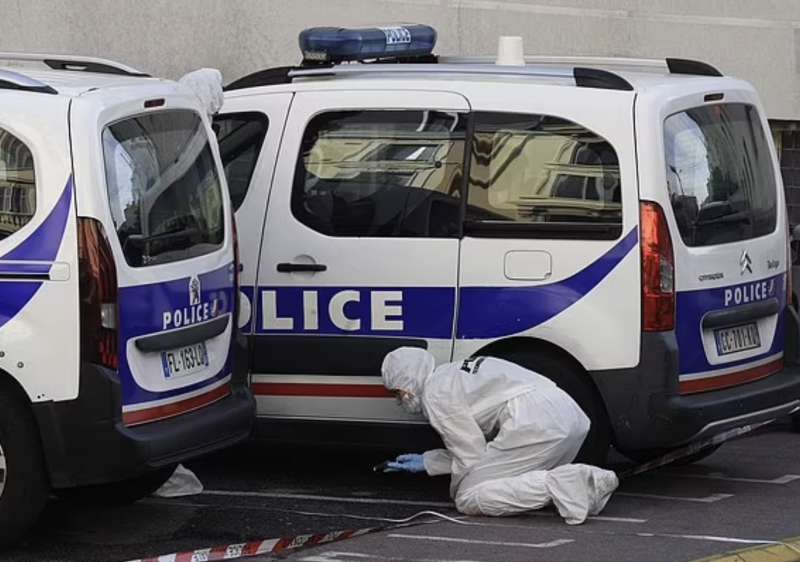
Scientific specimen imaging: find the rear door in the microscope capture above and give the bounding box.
[71,91,237,426]
[250,90,468,422]
[214,92,293,333]
[0,93,79,402]
[655,97,787,394]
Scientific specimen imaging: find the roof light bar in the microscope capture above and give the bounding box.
[299,24,437,63]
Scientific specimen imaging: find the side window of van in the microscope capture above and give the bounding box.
[465,112,622,239]
[292,110,465,238]
[214,112,269,211]
[0,128,35,241]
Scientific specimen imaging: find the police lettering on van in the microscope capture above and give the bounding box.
[217,24,800,469]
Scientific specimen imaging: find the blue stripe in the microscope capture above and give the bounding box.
[0,177,73,329]
[118,262,236,407]
[0,262,52,276]
[675,273,785,375]
[456,227,639,339]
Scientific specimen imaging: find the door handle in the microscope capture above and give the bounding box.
[276,263,327,273]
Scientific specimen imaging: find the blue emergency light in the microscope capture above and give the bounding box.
[299,24,437,63]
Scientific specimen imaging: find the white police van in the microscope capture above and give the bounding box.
[0,54,253,545]
[217,25,800,462]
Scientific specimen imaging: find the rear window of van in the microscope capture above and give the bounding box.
[664,103,777,247]
[103,110,224,267]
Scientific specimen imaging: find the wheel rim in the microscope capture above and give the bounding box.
[0,439,5,499]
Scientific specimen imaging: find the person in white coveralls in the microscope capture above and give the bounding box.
[381,347,619,524]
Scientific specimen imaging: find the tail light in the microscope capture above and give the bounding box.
[78,218,119,370]
[641,201,675,331]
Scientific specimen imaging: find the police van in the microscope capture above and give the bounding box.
[0,54,253,545]
[217,25,800,463]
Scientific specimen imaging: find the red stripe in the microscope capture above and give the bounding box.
[123,383,231,426]
[252,383,393,398]
[679,358,783,395]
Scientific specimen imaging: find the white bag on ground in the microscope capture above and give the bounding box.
[153,464,203,498]
[178,68,224,117]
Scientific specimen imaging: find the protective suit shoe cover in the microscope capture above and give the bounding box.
[545,464,618,525]
[152,464,204,498]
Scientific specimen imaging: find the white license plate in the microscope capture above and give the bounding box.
[161,342,209,378]
[714,323,761,356]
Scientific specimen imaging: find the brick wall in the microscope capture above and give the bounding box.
[781,130,800,226]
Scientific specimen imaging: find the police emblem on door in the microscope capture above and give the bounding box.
[189,276,201,306]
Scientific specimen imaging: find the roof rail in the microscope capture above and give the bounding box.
[225,66,300,91]
[439,55,666,69]
[288,63,634,91]
[440,54,723,77]
[0,52,148,77]
[0,69,57,94]
[665,58,722,77]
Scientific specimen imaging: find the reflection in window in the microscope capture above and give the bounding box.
[466,113,621,228]
[664,103,777,247]
[0,128,35,241]
[293,110,465,237]
[215,112,269,211]
[103,110,224,267]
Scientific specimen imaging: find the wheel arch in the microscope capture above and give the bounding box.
[470,336,617,446]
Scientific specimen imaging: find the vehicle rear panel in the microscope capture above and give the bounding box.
[70,85,237,426]
[637,81,788,394]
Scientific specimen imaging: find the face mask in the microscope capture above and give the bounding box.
[398,392,422,414]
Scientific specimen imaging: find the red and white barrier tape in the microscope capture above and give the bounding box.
[126,510,465,562]
[128,525,381,562]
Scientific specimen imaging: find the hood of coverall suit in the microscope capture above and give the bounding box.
[381,347,436,414]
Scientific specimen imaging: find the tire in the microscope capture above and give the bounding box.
[502,350,612,466]
[56,465,176,506]
[0,391,49,548]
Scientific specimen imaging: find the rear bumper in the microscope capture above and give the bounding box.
[591,310,800,452]
[34,335,254,488]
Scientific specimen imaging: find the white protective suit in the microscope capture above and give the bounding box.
[381,348,619,524]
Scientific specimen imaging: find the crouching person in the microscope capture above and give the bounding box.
[381,347,618,525]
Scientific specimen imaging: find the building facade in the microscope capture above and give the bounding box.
[2,0,800,220]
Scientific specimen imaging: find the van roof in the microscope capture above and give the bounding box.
[0,53,170,97]
[224,56,747,98]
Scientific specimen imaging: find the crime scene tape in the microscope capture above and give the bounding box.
[126,510,463,562]
[617,418,775,480]
[128,419,782,561]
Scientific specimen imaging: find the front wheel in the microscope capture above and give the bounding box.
[0,391,49,547]
[503,350,611,466]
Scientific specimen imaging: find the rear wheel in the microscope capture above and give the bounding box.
[56,465,176,506]
[0,391,49,547]
[502,350,611,466]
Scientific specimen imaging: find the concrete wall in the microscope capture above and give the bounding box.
[1,1,799,119]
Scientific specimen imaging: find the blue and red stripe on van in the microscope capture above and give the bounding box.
[117,263,237,426]
[248,225,789,399]
[0,176,73,328]
[675,272,786,394]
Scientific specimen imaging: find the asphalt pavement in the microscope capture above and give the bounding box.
[5,420,800,562]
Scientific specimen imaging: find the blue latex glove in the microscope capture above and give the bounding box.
[385,453,426,474]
